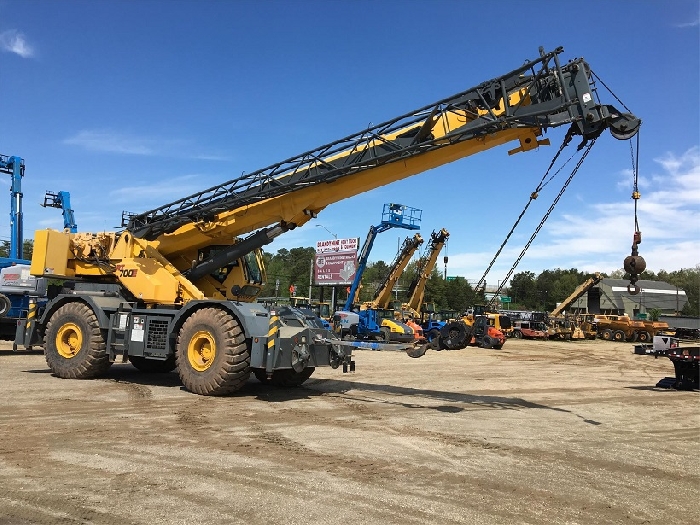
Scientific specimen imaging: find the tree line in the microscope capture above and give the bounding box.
[262,247,700,317]
[4,240,696,317]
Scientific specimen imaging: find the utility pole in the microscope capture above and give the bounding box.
[308,258,313,303]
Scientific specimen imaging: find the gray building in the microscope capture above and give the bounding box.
[570,279,687,317]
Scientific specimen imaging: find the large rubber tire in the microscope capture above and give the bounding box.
[613,330,626,342]
[601,329,613,341]
[637,331,651,343]
[129,355,177,373]
[44,302,112,379]
[427,329,440,342]
[255,367,315,387]
[439,321,470,350]
[379,327,391,342]
[0,293,11,318]
[176,308,250,396]
[480,335,495,349]
[513,330,523,339]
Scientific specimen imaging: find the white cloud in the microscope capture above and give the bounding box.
[63,130,165,155]
[108,175,203,206]
[63,129,230,161]
[676,17,699,28]
[447,147,700,280]
[0,29,34,58]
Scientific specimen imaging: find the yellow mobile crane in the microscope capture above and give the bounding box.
[19,47,640,395]
[366,233,424,311]
[364,232,424,341]
[397,229,450,341]
[403,228,450,317]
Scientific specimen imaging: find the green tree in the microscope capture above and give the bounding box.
[0,239,33,260]
[658,266,700,316]
[443,277,476,312]
[510,271,536,308]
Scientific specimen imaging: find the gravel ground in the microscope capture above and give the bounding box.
[0,337,697,525]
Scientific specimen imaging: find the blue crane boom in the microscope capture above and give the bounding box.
[343,203,421,311]
[42,191,78,233]
[0,154,26,266]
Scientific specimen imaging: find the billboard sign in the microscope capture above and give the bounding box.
[314,250,358,286]
[316,237,359,254]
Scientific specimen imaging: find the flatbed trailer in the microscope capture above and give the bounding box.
[634,336,699,390]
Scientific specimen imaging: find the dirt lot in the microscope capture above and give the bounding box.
[0,337,697,525]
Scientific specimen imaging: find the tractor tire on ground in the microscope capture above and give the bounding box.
[176,308,250,396]
[613,330,626,342]
[637,331,651,343]
[129,355,177,373]
[44,302,112,379]
[513,330,523,339]
[601,329,613,341]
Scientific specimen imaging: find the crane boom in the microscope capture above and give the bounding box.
[131,46,638,258]
[550,273,603,317]
[368,233,424,310]
[404,228,450,314]
[31,46,640,308]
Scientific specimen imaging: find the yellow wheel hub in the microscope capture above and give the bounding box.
[56,323,83,359]
[187,330,216,372]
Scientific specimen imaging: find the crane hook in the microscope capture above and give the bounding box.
[623,231,646,295]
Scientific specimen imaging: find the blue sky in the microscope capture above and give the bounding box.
[1,0,698,286]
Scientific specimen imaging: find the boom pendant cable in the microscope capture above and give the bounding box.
[487,138,597,309]
[475,126,576,293]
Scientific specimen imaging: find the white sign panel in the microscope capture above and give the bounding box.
[315,237,359,254]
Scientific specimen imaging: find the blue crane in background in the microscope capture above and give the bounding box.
[42,191,78,233]
[0,154,28,267]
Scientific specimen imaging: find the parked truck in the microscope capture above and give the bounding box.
[16,46,640,394]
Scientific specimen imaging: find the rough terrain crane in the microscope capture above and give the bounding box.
[399,229,450,341]
[19,46,640,395]
[334,203,421,342]
[365,232,425,340]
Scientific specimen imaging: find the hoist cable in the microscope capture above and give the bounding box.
[474,126,576,292]
[631,131,641,232]
[486,139,597,308]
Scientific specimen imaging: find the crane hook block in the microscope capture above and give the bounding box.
[624,230,646,295]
